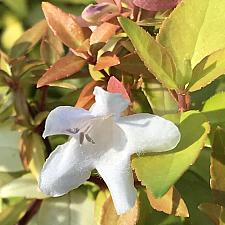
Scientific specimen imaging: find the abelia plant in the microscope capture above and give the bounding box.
[0,0,225,224]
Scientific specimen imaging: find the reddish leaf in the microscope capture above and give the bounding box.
[75,80,106,109]
[90,22,119,45]
[94,52,120,71]
[42,2,91,51]
[37,54,86,88]
[107,76,130,101]
[133,0,181,11]
[147,187,189,217]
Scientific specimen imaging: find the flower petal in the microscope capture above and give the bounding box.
[43,106,93,138]
[90,86,129,117]
[39,138,93,196]
[116,113,181,154]
[96,152,137,215]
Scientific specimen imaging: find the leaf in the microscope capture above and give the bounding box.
[176,171,213,225]
[37,54,86,88]
[132,110,210,197]
[90,22,119,46]
[32,189,95,225]
[89,65,105,81]
[119,17,178,90]
[75,80,106,109]
[100,196,139,225]
[10,20,48,58]
[188,48,225,91]
[202,92,225,125]
[211,128,225,207]
[147,186,189,217]
[133,0,180,11]
[142,78,178,116]
[94,52,120,71]
[0,199,30,225]
[40,28,64,66]
[157,0,225,85]
[199,203,225,225]
[20,132,46,180]
[107,76,130,101]
[0,173,46,199]
[0,122,24,172]
[115,53,153,77]
[42,2,91,51]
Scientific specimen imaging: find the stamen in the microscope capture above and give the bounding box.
[66,128,80,134]
[85,134,95,144]
[79,132,85,145]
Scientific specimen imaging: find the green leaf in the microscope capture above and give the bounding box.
[188,48,225,91]
[199,203,225,225]
[142,79,178,116]
[0,173,46,199]
[158,0,225,87]
[202,92,225,125]
[0,122,24,172]
[211,128,225,207]
[30,189,95,225]
[10,20,48,58]
[132,110,210,197]
[118,17,178,90]
[0,199,30,225]
[176,172,213,225]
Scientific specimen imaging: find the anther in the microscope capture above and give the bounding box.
[79,132,85,145]
[85,134,95,144]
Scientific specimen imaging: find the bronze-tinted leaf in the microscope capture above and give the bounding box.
[199,203,225,225]
[211,128,225,207]
[94,52,120,71]
[37,54,86,88]
[42,2,91,51]
[107,76,130,101]
[100,196,139,225]
[90,22,119,45]
[133,0,181,11]
[147,187,189,217]
[75,80,106,109]
[10,20,48,58]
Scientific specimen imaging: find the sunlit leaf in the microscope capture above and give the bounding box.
[0,122,24,172]
[158,0,225,87]
[94,52,120,71]
[31,189,95,225]
[119,17,178,90]
[0,173,46,199]
[37,54,86,88]
[142,79,178,116]
[100,196,139,225]
[211,128,225,207]
[202,92,225,125]
[147,186,189,217]
[188,48,225,91]
[132,111,210,197]
[90,22,119,46]
[0,199,30,225]
[10,20,47,58]
[42,2,91,51]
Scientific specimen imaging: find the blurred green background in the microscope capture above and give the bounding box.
[0,0,94,51]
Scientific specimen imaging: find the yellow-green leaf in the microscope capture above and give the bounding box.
[118,17,178,90]
[132,111,210,197]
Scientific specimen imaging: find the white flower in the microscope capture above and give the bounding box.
[39,86,180,214]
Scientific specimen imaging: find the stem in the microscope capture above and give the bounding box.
[39,86,48,111]
[17,200,42,225]
[177,91,190,112]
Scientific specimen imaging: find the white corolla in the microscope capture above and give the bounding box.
[39,86,180,214]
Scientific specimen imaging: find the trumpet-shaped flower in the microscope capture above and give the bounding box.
[39,86,180,214]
